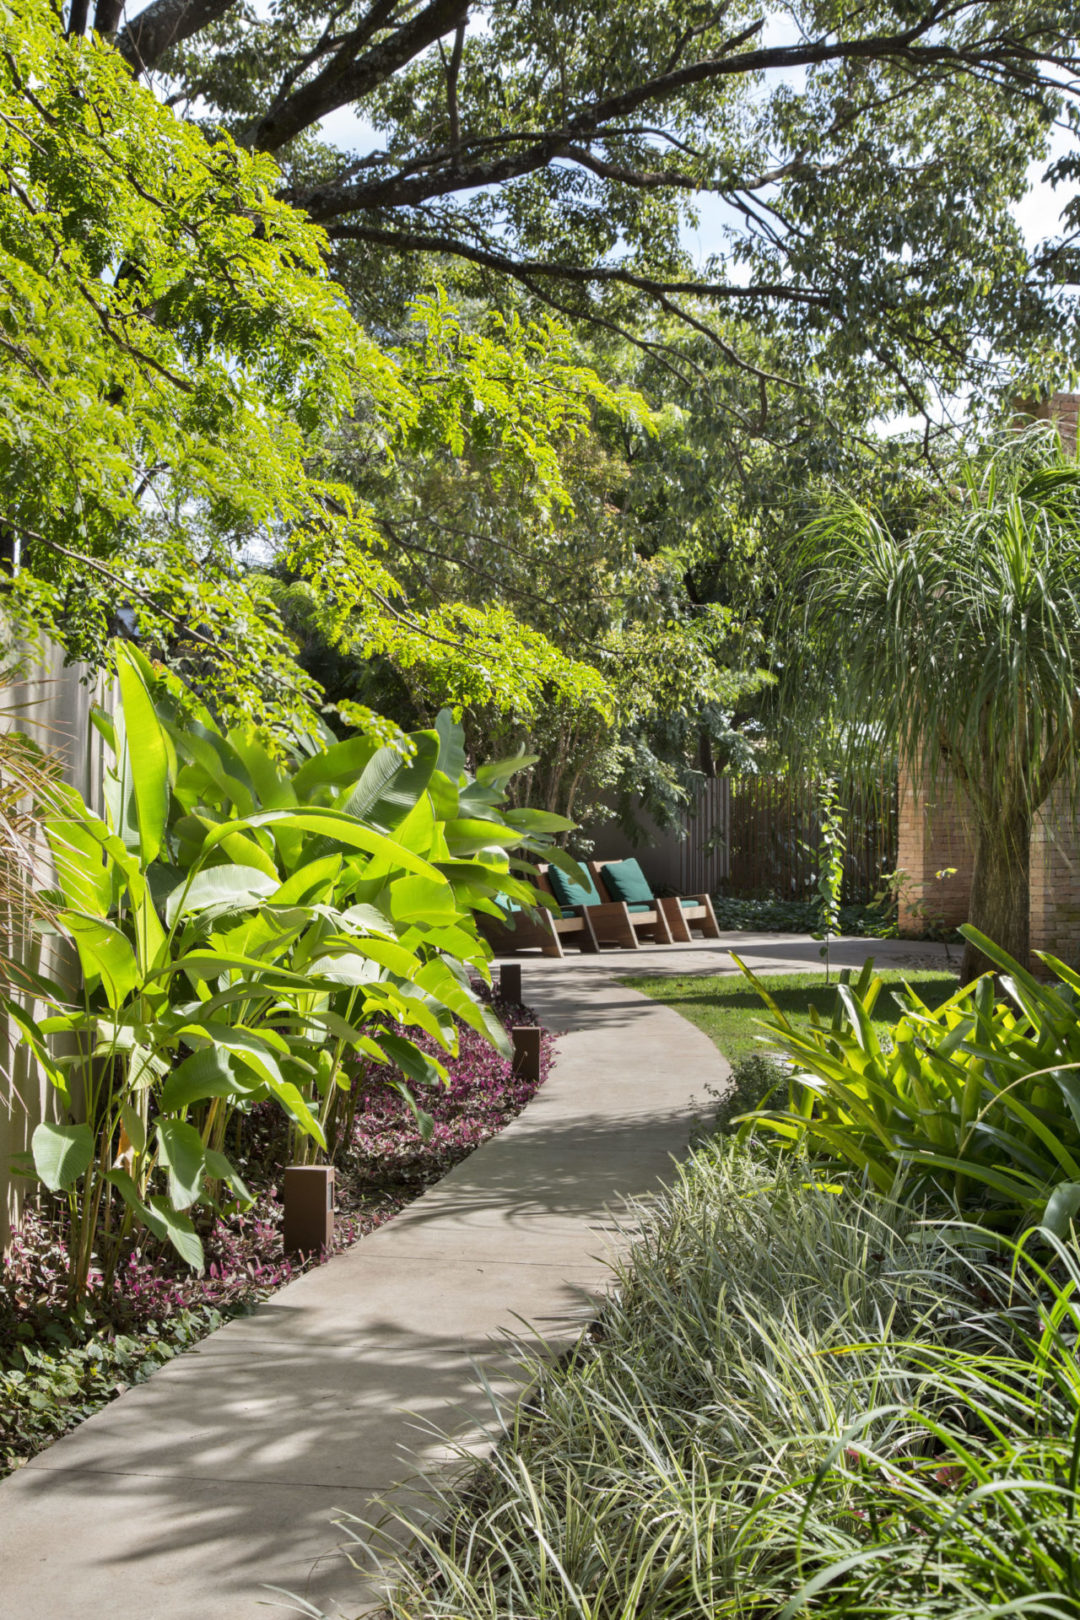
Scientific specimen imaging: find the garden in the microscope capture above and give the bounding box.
[0,646,566,1472]
[3,0,1080,1616]
[350,930,1080,1620]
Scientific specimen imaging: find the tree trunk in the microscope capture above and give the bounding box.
[960,803,1031,982]
[94,0,125,33]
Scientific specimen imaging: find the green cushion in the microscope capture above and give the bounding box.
[546,863,602,910]
[599,858,655,907]
[627,901,655,913]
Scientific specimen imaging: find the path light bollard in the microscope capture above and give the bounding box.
[283,1165,335,1257]
[511,1025,542,1084]
[499,961,522,1004]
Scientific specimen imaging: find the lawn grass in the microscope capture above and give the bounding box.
[622,966,959,1064]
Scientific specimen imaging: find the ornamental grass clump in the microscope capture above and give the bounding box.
[341,1142,1080,1620]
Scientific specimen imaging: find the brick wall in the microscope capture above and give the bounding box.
[896,762,977,934]
[1030,787,1080,962]
[1030,392,1080,453]
[898,768,1080,966]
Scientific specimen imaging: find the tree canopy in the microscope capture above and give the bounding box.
[104,0,1080,417]
[0,0,641,731]
[9,0,1080,840]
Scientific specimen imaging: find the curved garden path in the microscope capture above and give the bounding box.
[0,933,946,1619]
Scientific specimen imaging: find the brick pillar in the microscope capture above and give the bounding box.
[1030,392,1080,453]
[898,767,1080,969]
[1023,394,1080,969]
[1030,786,1080,965]
[896,761,975,936]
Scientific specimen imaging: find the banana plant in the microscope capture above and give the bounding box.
[10,642,574,1300]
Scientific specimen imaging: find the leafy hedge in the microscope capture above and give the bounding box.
[710,893,902,937]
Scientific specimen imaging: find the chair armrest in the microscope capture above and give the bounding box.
[586,899,638,948]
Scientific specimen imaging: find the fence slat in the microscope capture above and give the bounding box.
[680,775,897,904]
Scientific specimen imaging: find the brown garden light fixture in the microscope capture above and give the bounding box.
[283,1165,336,1257]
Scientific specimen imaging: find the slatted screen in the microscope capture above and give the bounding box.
[681,775,897,903]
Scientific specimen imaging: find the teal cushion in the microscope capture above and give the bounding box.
[680,897,702,910]
[600,858,655,907]
[546,863,602,910]
[627,901,656,913]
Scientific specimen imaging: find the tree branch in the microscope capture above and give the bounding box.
[270,0,1067,175]
[93,0,124,35]
[117,0,241,74]
[244,0,470,152]
[327,219,831,306]
[442,19,465,155]
[66,0,91,37]
[289,11,1073,221]
[4,521,230,660]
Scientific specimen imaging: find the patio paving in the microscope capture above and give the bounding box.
[0,932,950,1619]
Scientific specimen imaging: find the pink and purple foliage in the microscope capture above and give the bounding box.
[1,995,554,1337]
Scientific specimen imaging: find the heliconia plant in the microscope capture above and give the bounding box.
[8,641,580,1300]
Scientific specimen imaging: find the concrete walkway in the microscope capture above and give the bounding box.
[0,933,951,1619]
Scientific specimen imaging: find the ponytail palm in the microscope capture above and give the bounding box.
[799,432,1080,982]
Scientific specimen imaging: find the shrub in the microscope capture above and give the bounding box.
[710,894,903,938]
[337,1142,1080,1620]
[12,642,574,1300]
[705,1050,786,1136]
[737,925,1080,1234]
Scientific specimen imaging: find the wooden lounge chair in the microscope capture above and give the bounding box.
[542,859,674,950]
[481,866,599,958]
[485,860,665,954]
[589,857,721,945]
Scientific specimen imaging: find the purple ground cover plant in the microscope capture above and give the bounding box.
[0,993,553,1474]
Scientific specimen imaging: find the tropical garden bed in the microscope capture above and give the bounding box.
[709,893,904,937]
[362,1138,1080,1620]
[0,620,591,1486]
[0,992,553,1477]
[349,931,1080,1620]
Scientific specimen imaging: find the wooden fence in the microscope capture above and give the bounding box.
[1,635,108,1248]
[677,777,731,894]
[683,775,898,903]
